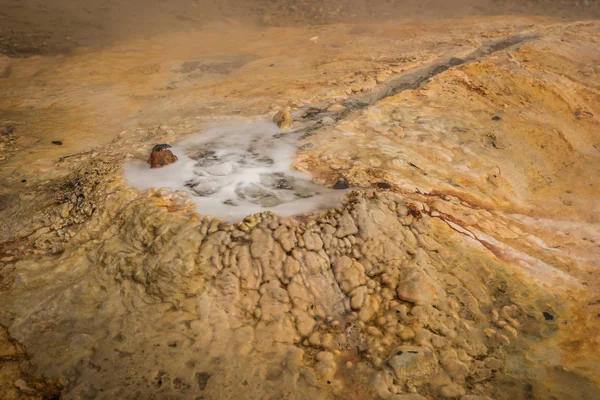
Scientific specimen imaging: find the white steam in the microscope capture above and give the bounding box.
[124,120,344,221]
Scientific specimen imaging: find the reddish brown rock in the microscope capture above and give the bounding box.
[148,144,178,168]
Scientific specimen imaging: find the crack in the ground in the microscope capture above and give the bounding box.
[295,32,540,139]
[347,33,540,109]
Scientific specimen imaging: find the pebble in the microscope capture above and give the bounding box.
[327,104,346,112]
[333,180,349,189]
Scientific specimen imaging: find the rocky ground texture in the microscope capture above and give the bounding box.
[0,11,599,400]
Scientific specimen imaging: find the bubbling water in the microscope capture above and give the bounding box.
[124,120,344,221]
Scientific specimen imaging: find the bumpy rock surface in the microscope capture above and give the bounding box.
[0,325,62,399]
[0,14,599,400]
[0,172,588,399]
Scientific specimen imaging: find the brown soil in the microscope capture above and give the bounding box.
[1,1,599,56]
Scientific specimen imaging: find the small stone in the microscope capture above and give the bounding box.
[333,180,349,189]
[51,140,63,145]
[375,182,391,189]
[273,106,292,129]
[149,145,179,168]
[304,108,320,118]
[491,116,501,121]
[543,312,554,321]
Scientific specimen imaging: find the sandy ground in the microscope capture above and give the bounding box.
[0,2,599,399]
[1,0,599,56]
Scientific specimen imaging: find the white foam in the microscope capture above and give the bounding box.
[124,119,345,221]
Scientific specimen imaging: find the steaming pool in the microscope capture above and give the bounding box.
[124,120,345,221]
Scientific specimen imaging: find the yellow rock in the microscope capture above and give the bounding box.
[272,106,292,130]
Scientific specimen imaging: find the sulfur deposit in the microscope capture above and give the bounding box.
[0,11,599,400]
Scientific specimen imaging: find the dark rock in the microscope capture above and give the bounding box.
[149,144,178,168]
[52,140,63,145]
[152,143,172,152]
[543,312,554,321]
[405,203,422,219]
[274,178,293,190]
[375,182,391,189]
[195,372,211,391]
[333,180,349,190]
[492,116,501,121]
[303,108,321,118]
[448,57,465,66]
